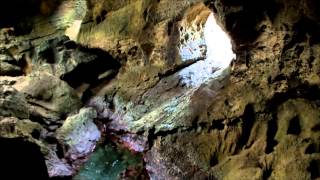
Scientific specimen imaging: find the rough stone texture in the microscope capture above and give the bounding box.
[0,81,30,119]
[0,51,22,76]
[26,36,120,86]
[0,116,43,142]
[56,108,100,161]
[0,0,320,179]
[45,150,74,177]
[13,72,82,123]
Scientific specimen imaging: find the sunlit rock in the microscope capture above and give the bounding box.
[56,108,100,160]
[65,20,83,41]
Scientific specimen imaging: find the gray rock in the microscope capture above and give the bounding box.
[0,52,22,76]
[13,72,82,122]
[45,150,74,178]
[56,108,100,160]
[0,84,29,119]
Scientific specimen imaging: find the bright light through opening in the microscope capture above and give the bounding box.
[178,12,236,87]
[204,13,235,69]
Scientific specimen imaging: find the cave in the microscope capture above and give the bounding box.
[1,0,320,179]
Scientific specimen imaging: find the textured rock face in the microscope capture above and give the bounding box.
[0,0,320,179]
[0,82,30,119]
[14,72,82,122]
[56,108,100,161]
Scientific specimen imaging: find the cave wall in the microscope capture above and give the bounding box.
[0,0,320,179]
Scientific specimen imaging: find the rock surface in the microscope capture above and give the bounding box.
[0,0,320,179]
[56,108,100,161]
[13,72,82,123]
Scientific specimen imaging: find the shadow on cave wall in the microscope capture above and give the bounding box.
[0,138,49,179]
[0,0,63,35]
[205,0,283,46]
[60,46,121,88]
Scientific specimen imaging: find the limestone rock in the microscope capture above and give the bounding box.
[0,116,43,141]
[45,150,74,177]
[56,108,101,160]
[0,0,320,179]
[0,52,22,76]
[30,36,120,82]
[0,83,29,119]
[13,72,82,122]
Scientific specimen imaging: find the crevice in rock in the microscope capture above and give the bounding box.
[209,153,219,167]
[167,21,174,36]
[287,116,301,135]
[237,104,255,150]
[95,10,107,24]
[307,160,320,179]
[262,167,273,180]
[81,89,94,103]
[27,100,54,112]
[265,115,278,154]
[39,48,56,64]
[311,123,320,132]
[56,142,66,159]
[28,31,61,41]
[146,118,227,150]
[165,19,180,66]
[31,129,41,139]
[44,136,65,159]
[209,120,225,131]
[29,112,51,126]
[141,43,155,60]
[20,54,32,75]
[295,45,305,57]
[147,127,156,149]
[45,135,59,144]
[227,118,241,127]
[158,56,205,78]
[267,84,320,110]
[305,143,317,154]
[270,74,287,83]
[147,128,189,150]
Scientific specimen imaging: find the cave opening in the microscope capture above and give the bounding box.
[0,138,49,179]
[178,6,236,87]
